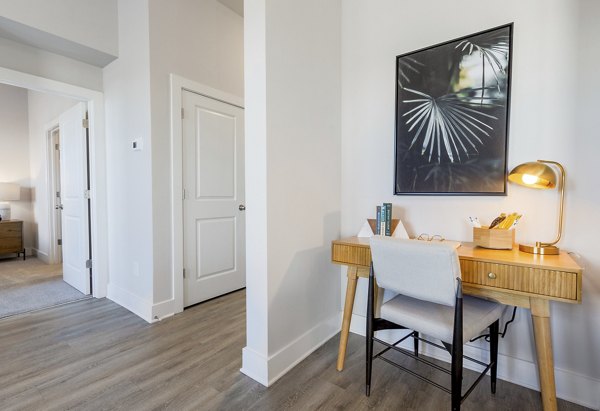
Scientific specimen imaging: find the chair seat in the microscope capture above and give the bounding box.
[380,294,505,344]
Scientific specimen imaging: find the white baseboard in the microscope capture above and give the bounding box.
[32,248,50,263]
[241,312,342,387]
[349,313,599,410]
[241,347,269,386]
[107,285,178,323]
[349,312,367,336]
[553,367,600,409]
[266,312,341,386]
[107,283,153,323]
[151,298,176,321]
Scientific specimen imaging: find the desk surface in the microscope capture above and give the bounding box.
[332,236,583,305]
[332,236,582,273]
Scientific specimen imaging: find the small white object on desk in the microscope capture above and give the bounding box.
[357,219,409,239]
[468,216,482,228]
[356,221,373,237]
[392,220,409,239]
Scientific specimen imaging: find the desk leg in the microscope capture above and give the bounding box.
[531,298,557,411]
[337,267,358,371]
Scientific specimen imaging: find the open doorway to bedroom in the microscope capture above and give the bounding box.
[0,83,92,318]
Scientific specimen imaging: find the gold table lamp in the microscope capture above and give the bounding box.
[508,160,565,255]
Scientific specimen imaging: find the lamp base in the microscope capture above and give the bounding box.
[519,244,559,255]
[0,203,10,221]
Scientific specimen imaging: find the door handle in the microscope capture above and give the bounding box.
[55,204,64,210]
[239,204,246,211]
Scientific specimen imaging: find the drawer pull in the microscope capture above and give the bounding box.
[488,272,497,280]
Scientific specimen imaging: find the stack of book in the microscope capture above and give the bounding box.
[375,203,392,236]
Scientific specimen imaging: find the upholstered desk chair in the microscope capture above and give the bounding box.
[367,237,506,411]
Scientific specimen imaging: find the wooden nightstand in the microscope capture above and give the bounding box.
[0,220,25,260]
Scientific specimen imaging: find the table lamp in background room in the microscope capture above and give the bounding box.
[508,160,565,255]
[0,183,21,221]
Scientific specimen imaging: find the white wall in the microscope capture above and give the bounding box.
[103,0,155,321]
[243,0,269,382]
[0,37,103,91]
[26,90,78,261]
[242,0,342,386]
[100,0,244,320]
[0,83,33,249]
[147,0,244,304]
[340,0,599,408]
[0,0,118,57]
[0,0,118,90]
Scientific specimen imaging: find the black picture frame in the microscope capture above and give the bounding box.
[394,23,513,196]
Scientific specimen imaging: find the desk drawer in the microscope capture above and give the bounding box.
[460,260,578,301]
[332,243,371,267]
[0,238,22,253]
[0,223,22,238]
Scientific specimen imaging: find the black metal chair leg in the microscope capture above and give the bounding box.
[490,319,499,394]
[450,343,463,411]
[366,263,375,396]
[451,279,464,411]
[413,331,419,357]
[366,322,373,396]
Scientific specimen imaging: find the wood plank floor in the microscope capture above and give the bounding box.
[0,290,591,411]
[0,257,62,288]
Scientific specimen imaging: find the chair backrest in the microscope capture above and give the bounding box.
[370,236,461,307]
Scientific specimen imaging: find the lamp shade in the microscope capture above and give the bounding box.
[0,183,20,201]
[508,162,556,189]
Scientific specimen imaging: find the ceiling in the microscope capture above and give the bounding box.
[218,0,243,17]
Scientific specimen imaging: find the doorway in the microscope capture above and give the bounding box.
[0,87,93,318]
[181,90,245,307]
[171,76,246,312]
[0,67,108,305]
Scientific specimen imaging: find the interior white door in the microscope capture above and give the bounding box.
[182,90,245,307]
[51,129,63,264]
[58,102,91,294]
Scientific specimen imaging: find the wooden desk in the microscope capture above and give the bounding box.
[331,237,583,411]
[0,220,25,260]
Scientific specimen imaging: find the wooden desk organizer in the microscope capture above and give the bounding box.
[367,218,400,236]
[473,227,515,250]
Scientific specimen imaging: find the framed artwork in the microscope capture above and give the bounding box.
[394,24,513,195]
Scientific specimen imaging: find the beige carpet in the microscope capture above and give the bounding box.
[0,257,88,319]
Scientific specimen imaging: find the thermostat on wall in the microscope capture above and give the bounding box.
[132,138,143,151]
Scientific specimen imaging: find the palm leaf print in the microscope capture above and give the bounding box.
[402,87,499,163]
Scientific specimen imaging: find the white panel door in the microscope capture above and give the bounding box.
[182,91,245,307]
[59,102,91,294]
[51,129,63,264]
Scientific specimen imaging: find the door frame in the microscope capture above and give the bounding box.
[170,74,244,313]
[0,67,109,298]
[45,123,62,265]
